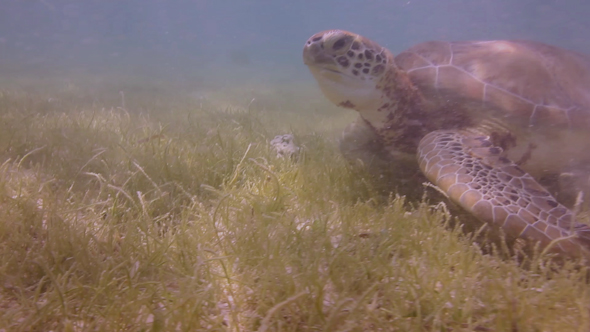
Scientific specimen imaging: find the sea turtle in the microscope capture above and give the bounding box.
[303,30,590,262]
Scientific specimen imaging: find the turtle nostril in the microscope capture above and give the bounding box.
[311,36,322,42]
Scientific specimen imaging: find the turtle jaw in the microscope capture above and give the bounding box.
[303,30,393,112]
[305,64,384,111]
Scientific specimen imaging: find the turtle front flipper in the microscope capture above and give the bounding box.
[417,129,590,261]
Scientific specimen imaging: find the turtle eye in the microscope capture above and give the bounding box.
[332,38,347,51]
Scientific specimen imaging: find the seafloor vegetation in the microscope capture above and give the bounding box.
[0,75,588,331]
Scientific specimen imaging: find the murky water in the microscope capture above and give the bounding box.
[1,1,589,87]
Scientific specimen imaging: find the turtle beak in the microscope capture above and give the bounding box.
[303,34,335,67]
[303,43,334,66]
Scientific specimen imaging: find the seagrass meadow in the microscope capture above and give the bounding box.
[0,75,588,331]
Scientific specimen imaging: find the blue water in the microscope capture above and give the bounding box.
[1,1,589,85]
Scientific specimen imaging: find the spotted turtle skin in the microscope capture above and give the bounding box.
[303,30,590,262]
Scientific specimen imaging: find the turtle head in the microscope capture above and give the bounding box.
[303,30,395,113]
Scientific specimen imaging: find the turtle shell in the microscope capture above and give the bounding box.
[395,40,590,129]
